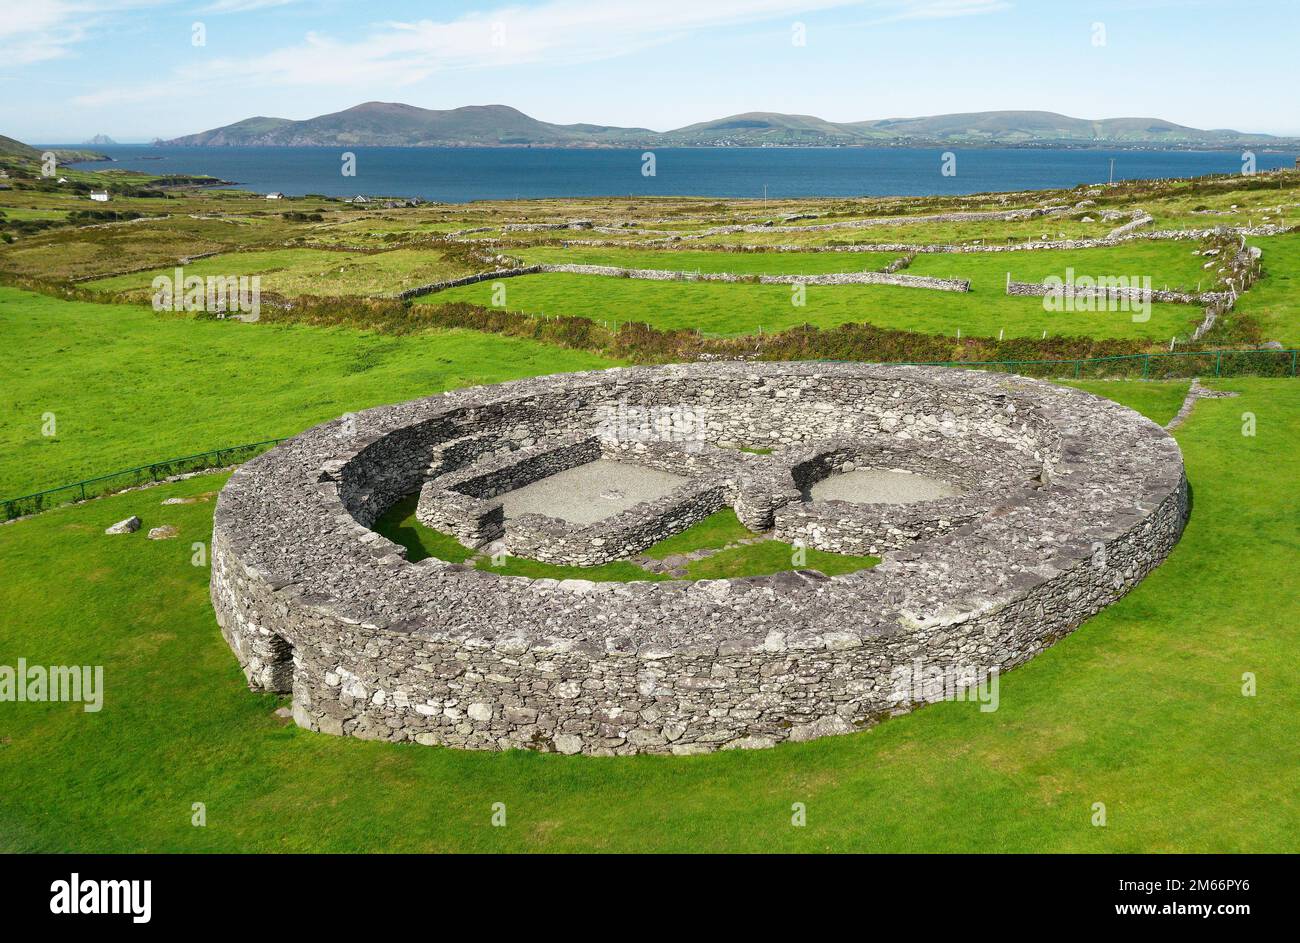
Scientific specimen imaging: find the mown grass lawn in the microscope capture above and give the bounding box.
[0,287,615,498]
[1,378,1295,852]
[425,272,1197,340]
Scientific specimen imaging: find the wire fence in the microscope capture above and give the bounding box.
[3,347,1295,521]
[2,438,286,522]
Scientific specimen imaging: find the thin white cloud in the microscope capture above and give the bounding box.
[203,0,302,12]
[72,0,1012,106]
[0,0,169,66]
[889,0,1011,19]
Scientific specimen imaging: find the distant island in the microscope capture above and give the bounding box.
[83,134,118,146]
[161,102,1295,150]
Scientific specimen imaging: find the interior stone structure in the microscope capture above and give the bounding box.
[210,362,1188,756]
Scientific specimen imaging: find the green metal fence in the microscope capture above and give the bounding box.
[2,438,287,521]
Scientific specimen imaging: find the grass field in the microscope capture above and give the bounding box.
[906,241,1220,293]
[424,272,1200,339]
[513,246,902,274]
[1062,379,1190,425]
[686,216,1116,248]
[85,246,475,299]
[0,287,614,497]
[2,377,1295,852]
[1239,233,1300,347]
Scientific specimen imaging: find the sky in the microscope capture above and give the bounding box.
[1,0,1296,143]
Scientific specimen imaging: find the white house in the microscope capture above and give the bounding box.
[89,190,110,202]
[266,192,284,200]
[348,194,370,204]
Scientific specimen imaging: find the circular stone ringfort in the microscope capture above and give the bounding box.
[211,362,1188,756]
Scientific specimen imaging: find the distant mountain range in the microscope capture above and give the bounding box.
[162,103,1293,149]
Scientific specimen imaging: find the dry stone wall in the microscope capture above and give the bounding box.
[211,363,1187,756]
[561,223,1290,256]
[1004,278,1232,307]
[402,263,969,297]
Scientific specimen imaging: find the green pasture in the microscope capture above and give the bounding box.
[1,377,1294,852]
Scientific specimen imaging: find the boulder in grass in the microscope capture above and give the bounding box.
[105,516,141,535]
[147,525,179,540]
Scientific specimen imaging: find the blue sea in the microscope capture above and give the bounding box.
[63,145,1297,203]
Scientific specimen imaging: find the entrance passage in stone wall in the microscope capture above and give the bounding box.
[262,632,295,694]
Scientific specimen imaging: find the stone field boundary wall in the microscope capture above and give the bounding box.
[557,223,1291,256]
[1004,278,1233,307]
[398,263,969,299]
[675,205,1070,239]
[211,362,1188,756]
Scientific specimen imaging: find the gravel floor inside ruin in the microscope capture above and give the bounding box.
[804,468,963,504]
[500,459,688,525]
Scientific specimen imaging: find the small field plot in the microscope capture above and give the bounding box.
[1237,233,1300,347]
[424,272,1198,340]
[687,215,1116,248]
[0,222,230,281]
[84,246,474,298]
[514,246,901,274]
[908,241,1220,294]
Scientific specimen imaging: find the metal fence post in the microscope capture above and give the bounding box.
[1216,351,1222,377]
